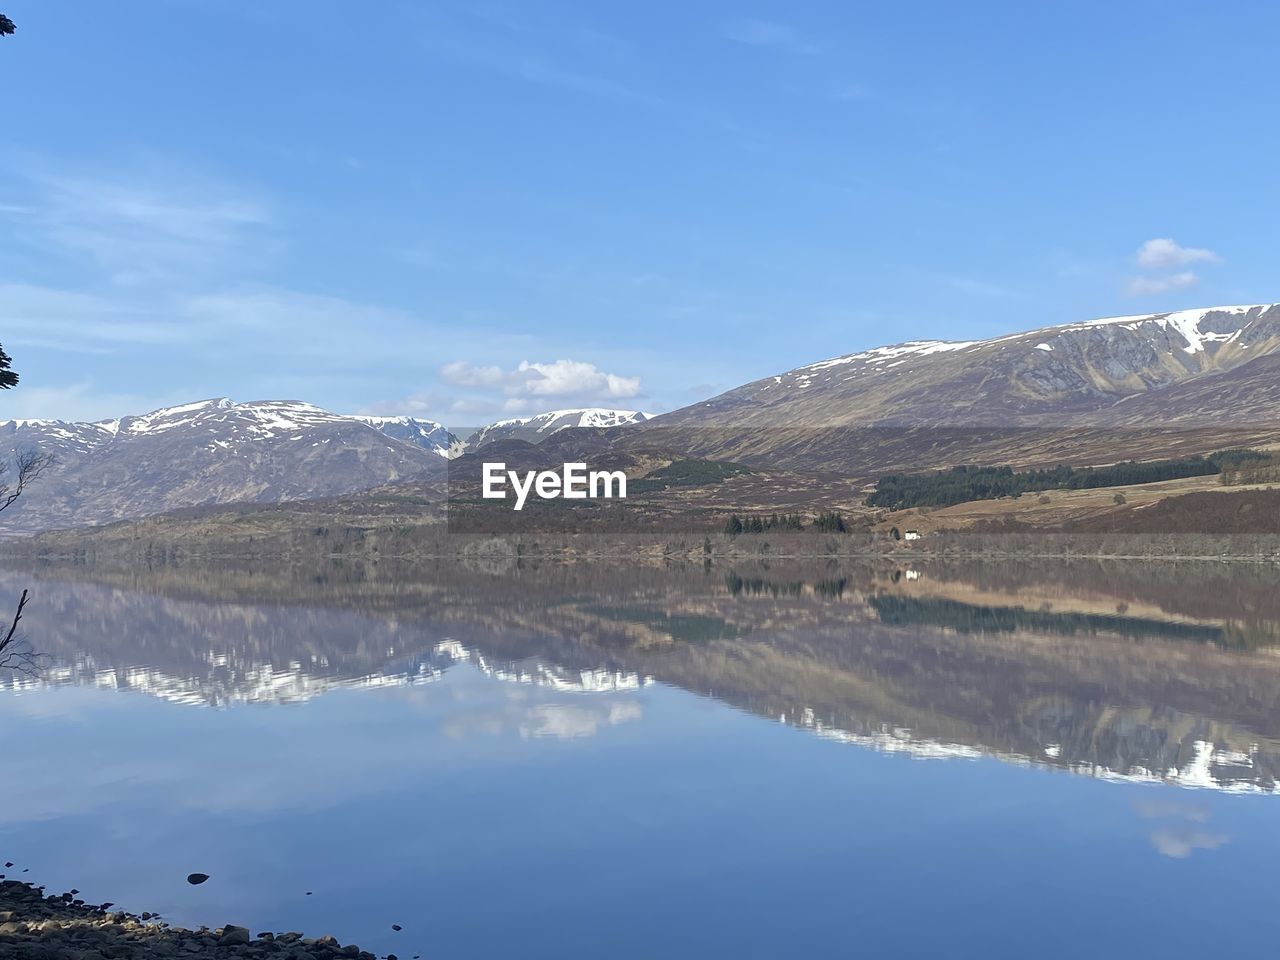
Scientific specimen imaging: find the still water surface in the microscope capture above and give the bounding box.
[3,558,1280,958]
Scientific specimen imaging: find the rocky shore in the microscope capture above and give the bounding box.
[0,880,397,960]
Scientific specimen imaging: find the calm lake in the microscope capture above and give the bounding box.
[3,556,1280,959]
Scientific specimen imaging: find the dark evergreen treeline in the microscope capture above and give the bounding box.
[812,511,848,533]
[722,511,845,534]
[723,512,806,534]
[867,449,1269,510]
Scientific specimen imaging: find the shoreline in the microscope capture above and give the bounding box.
[0,879,396,960]
[7,534,1280,565]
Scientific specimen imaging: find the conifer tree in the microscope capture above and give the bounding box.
[0,345,17,390]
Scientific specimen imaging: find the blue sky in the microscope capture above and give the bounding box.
[2,0,1277,426]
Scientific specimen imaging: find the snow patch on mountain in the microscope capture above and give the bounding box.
[776,303,1278,386]
[464,408,654,451]
[2,399,461,458]
[802,340,978,373]
[349,414,461,457]
[1070,304,1267,353]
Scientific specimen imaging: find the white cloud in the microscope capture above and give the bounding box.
[1136,238,1220,270]
[723,19,820,55]
[1125,271,1200,296]
[433,356,642,415]
[513,359,641,399]
[1125,238,1221,297]
[367,357,644,423]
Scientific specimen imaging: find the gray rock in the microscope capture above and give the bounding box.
[219,924,251,946]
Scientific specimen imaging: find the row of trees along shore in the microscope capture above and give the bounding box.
[867,448,1275,511]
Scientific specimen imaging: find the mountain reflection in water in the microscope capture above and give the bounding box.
[8,556,1280,959]
[5,556,1280,794]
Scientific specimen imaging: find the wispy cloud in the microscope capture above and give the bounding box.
[513,57,679,110]
[4,165,274,285]
[0,280,525,420]
[404,9,679,112]
[1136,237,1220,270]
[439,360,505,389]
[722,19,820,55]
[0,381,182,423]
[1125,237,1221,297]
[0,283,187,348]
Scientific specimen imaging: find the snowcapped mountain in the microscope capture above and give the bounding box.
[347,414,461,457]
[646,303,1280,471]
[0,398,457,534]
[661,304,1280,429]
[464,408,653,451]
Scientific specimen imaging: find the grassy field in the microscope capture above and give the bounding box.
[873,475,1280,534]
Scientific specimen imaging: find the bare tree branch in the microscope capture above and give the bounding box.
[2,588,27,648]
[0,588,41,678]
[0,449,55,515]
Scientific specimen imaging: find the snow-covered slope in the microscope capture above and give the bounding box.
[348,414,461,457]
[665,303,1280,427]
[648,303,1280,470]
[465,408,653,451]
[0,398,456,534]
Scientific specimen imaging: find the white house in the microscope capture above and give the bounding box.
[904,529,922,541]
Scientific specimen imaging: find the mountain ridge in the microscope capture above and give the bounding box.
[0,398,455,534]
[657,304,1280,429]
[463,407,653,451]
[640,303,1280,473]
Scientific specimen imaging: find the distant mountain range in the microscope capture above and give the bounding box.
[0,400,656,534]
[3,303,1279,534]
[0,399,455,534]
